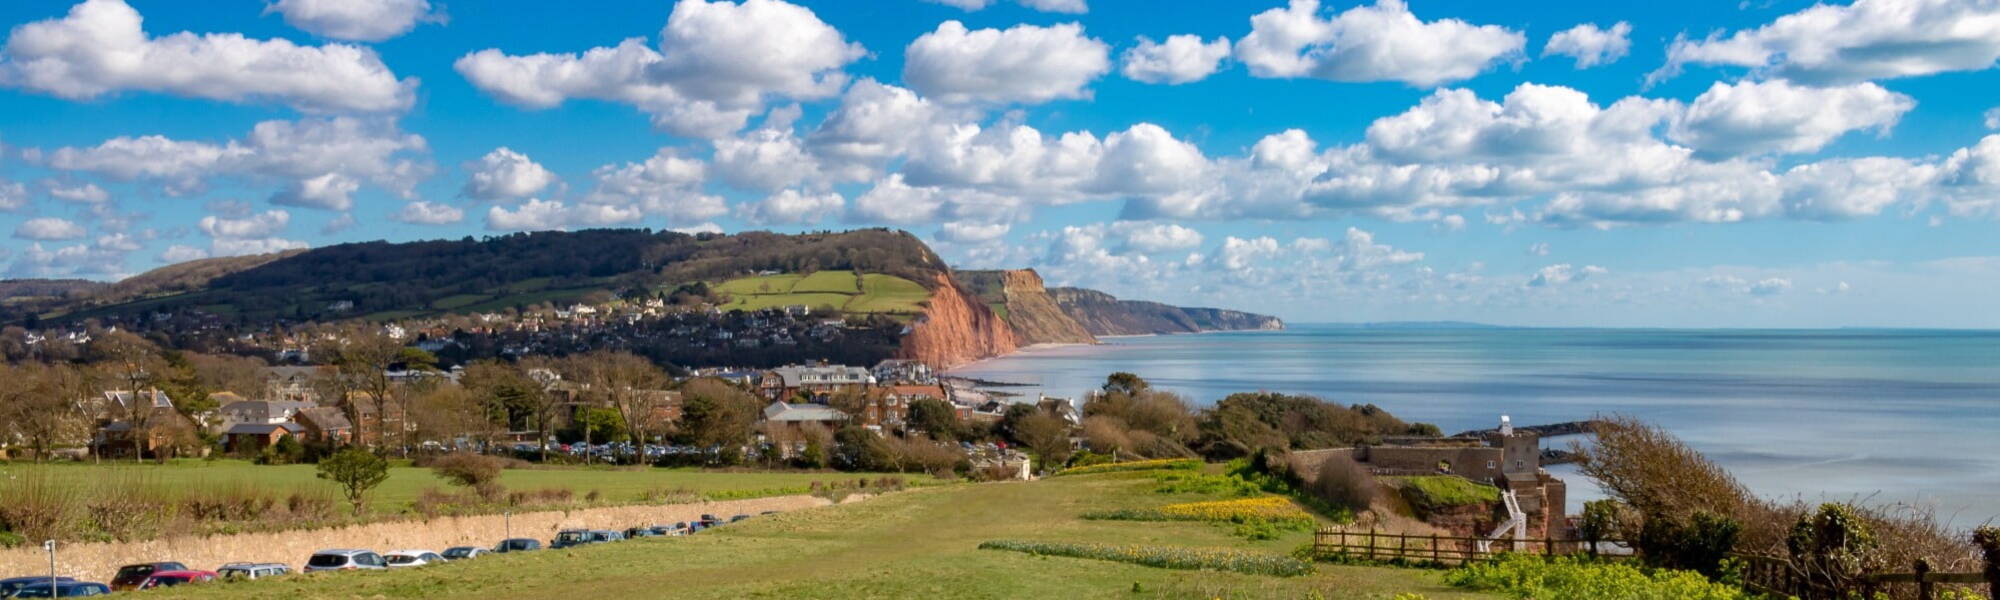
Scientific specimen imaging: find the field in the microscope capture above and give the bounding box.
[139,466,1497,599]
[3,460,930,516]
[714,270,929,315]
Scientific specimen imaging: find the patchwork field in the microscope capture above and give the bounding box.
[136,466,1496,599]
[714,270,929,315]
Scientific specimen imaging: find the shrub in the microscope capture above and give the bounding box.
[1054,458,1201,476]
[1785,503,1878,593]
[1636,510,1741,578]
[430,452,505,492]
[316,447,391,514]
[1309,453,1377,512]
[978,539,1314,577]
[1446,553,1752,600]
[1151,471,1261,497]
[1084,496,1317,539]
[1578,499,1630,556]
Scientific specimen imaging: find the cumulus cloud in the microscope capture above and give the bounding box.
[484,198,642,231]
[0,0,415,113]
[0,179,26,211]
[44,117,431,206]
[46,181,108,204]
[904,21,1111,104]
[1528,242,1549,256]
[713,126,819,192]
[936,221,1010,243]
[1527,263,1605,287]
[1651,0,2000,85]
[390,200,464,225]
[13,217,86,240]
[1543,22,1630,68]
[1669,80,1914,157]
[735,188,843,225]
[578,148,725,225]
[1235,0,1524,87]
[1121,34,1231,84]
[1750,277,1792,296]
[158,244,208,263]
[806,79,953,181]
[461,147,557,201]
[266,0,442,42]
[195,210,304,256]
[454,0,863,138]
[1112,221,1203,253]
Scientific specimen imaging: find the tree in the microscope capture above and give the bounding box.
[317,327,406,452]
[905,397,960,440]
[411,384,492,449]
[316,447,390,514]
[1013,412,1074,473]
[559,352,670,452]
[0,362,90,462]
[677,378,763,464]
[463,359,561,461]
[86,330,169,462]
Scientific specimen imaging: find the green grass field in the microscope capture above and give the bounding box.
[714,270,929,315]
[5,460,930,516]
[140,467,1496,599]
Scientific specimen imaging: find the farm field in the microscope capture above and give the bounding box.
[139,466,1495,599]
[4,460,932,516]
[714,270,929,315]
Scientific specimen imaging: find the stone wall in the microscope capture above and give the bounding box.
[0,495,832,582]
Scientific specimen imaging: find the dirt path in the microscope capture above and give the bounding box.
[0,495,831,582]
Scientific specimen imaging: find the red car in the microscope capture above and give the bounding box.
[137,570,218,590]
[109,562,187,591]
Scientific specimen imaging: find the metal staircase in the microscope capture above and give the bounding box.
[1476,490,1526,554]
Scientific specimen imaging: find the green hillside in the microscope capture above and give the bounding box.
[716,270,929,315]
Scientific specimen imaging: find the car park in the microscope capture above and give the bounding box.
[383,550,445,568]
[441,546,488,560]
[5,580,110,597]
[0,577,73,597]
[493,538,541,553]
[730,514,751,523]
[216,563,290,580]
[109,562,188,591]
[137,570,217,589]
[303,550,387,573]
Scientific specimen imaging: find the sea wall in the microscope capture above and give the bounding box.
[0,495,830,582]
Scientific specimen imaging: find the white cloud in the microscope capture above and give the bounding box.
[461,147,557,201]
[1112,221,1203,253]
[904,21,1110,104]
[483,198,643,231]
[6,242,129,278]
[806,79,951,181]
[1652,0,2000,85]
[1,0,414,113]
[266,0,442,42]
[849,174,948,224]
[713,126,819,192]
[45,117,431,205]
[0,179,25,211]
[93,232,140,252]
[211,237,307,256]
[158,244,208,263]
[936,221,1010,243]
[454,0,862,139]
[13,217,86,240]
[672,222,724,235]
[1528,242,1550,256]
[929,0,1087,12]
[1669,80,1914,157]
[1121,34,1231,84]
[1235,0,1524,87]
[1527,263,1605,286]
[391,200,464,225]
[1543,22,1630,68]
[1986,107,2000,130]
[735,189,843,225]
[1750,277,1792,296]
[199,210,289,239]
[46,181,108,204]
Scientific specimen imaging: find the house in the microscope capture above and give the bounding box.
[262,366,323,403]
[216,399,315,429]
[762,401,846,431]
[757,364,874,400]
[1287,416,1568,539]
[91,389,197,458]
[871,359,934,384]
[222,422,303,454]
[294,406,354,445]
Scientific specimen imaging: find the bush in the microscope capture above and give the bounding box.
[1445,553,1751,600]
[316,447,390,514]
[1309,453,1377,512]
[430,452,505,489]
[1054,458,1201,476]
[1151,471,1261,497]
[978,539,1314,577]
[1637,510,1741,578]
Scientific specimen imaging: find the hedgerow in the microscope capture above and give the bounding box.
[978,539,1314,577]
[1054,458,1202,476]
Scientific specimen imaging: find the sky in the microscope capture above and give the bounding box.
[0,0,1997,328]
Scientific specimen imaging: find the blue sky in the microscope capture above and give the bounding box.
[1,0,1998,327]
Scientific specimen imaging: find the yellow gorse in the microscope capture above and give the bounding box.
[1158,496,1313,524]
[1054,459,1201,476]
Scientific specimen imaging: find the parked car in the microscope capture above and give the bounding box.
[587,530,625,544]
[5,580,110,598]
[550,529,591,549]
[441,546,488,560]
[383,550,445,568]
[302,550,387,573]
[109,562,188,591]
[492,538,540,553]
[138,570,217,590]
[648,522,689,536]
[699,513,720,525]
[216,562,290,580]
[729,514,751,523]
[0,577,73,597]
[624,527,660,539]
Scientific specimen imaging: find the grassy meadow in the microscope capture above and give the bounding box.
[136,465,1498,600]
[714,270,929,315]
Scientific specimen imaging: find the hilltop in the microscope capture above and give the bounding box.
[1048,287,1284,336]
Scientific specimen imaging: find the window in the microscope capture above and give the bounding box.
[1485,460,1495,469]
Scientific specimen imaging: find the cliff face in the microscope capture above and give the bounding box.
[955,269,1098,346]
[1048,287,1284,336]
[896,273,1020,369]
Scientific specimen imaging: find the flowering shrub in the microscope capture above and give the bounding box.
[978,539,1314,577]
[1083,496,1317,539]
[1055,458,1202,476]
[1444,553,1752,600]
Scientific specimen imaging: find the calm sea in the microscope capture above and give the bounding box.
[949,325,2000,521]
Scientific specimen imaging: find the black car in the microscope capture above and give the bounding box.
[493,538,541,553]
[729,514,751,523]
[624,527,661,538]
[550,529,592,549]
[0,577,74,597]
[8,580,111,597]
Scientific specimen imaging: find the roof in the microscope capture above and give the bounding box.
[762,401,846,423]
[221,400,315,422]
[224,422,302,436]
[888,385,945,399]
[104,389,174,410]
[767,365,873,388]
[295,406,353,431]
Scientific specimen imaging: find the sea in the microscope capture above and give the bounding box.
[948,324,2000,522]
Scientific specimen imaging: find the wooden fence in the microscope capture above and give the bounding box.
[1309,528,1626,566]
[1734,552,1998,600]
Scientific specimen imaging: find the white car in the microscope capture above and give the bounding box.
[383,550,446,568]
[441,546,489,560]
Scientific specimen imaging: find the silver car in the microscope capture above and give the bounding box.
[302,550,387,573]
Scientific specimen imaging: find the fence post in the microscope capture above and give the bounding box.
[1543,536,1553,557]
[1974,527,1999,600]
[1431,533,1440,564]
[1914,558,1933,600]
[1398,532,1408,562]
[1368,529,1377,561]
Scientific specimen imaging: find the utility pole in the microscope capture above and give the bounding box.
[504,511,511,541]
[43,540,56,592]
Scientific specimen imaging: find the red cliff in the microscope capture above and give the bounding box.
[896,272,1020,369]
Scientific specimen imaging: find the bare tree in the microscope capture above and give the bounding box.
[559,352,670,460]
[85,330,168,462]
[0,362,90,461]
[316,326,405,451]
